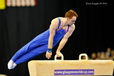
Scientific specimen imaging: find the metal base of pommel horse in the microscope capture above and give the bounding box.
[28,53,114,76]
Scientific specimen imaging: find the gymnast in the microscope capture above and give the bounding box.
[8,9,78,69]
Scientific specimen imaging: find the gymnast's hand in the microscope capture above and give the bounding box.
[46,49,52,59]
[56,51,62,57]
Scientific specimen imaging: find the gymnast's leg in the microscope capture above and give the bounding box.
[8,38,43,69]
[9,44,48,69]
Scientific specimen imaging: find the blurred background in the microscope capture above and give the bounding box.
[0,0,113,76]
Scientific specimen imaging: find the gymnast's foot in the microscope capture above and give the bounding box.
[8,60,17,70]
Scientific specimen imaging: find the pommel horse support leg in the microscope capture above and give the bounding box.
[28,53,114,76]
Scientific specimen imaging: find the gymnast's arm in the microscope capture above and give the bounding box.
[46,18,59,59]
[48,18,59,49]
[56,24,75,56]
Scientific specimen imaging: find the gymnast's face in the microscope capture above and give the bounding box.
[67,16,77,25]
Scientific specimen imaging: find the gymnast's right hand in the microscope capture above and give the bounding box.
[46,49,52,59]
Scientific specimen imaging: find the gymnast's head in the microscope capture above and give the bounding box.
[65,9,78,25]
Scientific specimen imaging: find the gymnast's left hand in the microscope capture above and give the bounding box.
[56,51,62,57]
[46,51,52,59]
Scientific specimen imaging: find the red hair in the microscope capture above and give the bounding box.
[65,9,78,19]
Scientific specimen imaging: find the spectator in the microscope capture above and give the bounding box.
[96,52,101,59]
[110,50,114,60]
[100,51,106,59]
[91,52,97,60]
[105,48,111,59]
